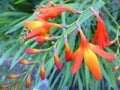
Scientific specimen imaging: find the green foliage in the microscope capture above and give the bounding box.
[0,0,120,90]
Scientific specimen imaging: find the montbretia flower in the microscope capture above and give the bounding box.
[24,48,45,54]
[0,84,11,89]
[53,47,62,70]
[19,59,34,65]
[112,64,120,72]
[71,23,115,80]
[7,74,21,79]
[117,75,120,81]
[36,36,57,44]
[36,5,81,20]
[14,83,19,90]
[24,20,65,39]
[40,61,45,80]
[91,8,111,49]
[64,35,73,62]
[26,73,31,88]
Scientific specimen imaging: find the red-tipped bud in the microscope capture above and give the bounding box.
[0,84,11,88]
[14,83,19,90]
[40,62,45,80]
[36,36,57,44]
[64,36,73,62]
[53,47,62,70]
[117,75,120,81]
[7,74,21,79]
[24,48,45,54]
[26,73,31,88]
[19,60,34,65]
[112,65,119,72]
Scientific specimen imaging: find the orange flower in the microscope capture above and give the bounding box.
[64,35,73,62]
[24,48,45,54]
[19,59,34,65]
[36,36,57,44]
[71,23,115,80]
[36,5,80,20]
[91,8,110,49]
[14,83,19,90]
[7,74,20,79]
[0,84,11,89]
[53,47,62,70]
[117,75,120,81]
[40,61,45,80]
[24,19,64,39]
[26,73,31,88]
[112,65,119,72]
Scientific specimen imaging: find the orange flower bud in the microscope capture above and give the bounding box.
[40,62,45,80]
[64,35,73,62]
[117,75,120,81]
[0,84,11,88]
[53,47,62,70]
[19,60,34,65]
[24,48,45,54]
[7,74,20,79]
[26,73,31,88]
[112,65,119,72]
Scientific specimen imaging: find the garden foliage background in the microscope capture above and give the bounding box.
[0,0,120,90]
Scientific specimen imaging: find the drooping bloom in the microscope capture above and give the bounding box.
[53,47,62,70]
[36,36,57,44]
[7,74,21,79]
[36,5,81,20]
[24,19,64,39]
[112,64,120,72]
[40,61,45,80]
[14,83,19,90]
[91,8,111,49]
[71,23,115,80]
[0,84,11,89]
[64,35,73,62]
[19,59,34,65]
[24,48,45,54]
[26,73,31,88]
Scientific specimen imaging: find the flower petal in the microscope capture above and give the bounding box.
[40,65,45,80]
[84,48,102,80]
[89,44,115,61]
[26,74,31,88]
[71,48,83,74]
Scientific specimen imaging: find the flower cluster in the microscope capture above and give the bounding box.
[0,0,118,89]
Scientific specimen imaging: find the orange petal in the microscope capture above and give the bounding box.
[84,48,102,80]
[24,21,43,30]
[26,27,48,39]
[24,48,40,54]
[71,48,83,74]
[54,53,62,70]
[89,44,115,61]
[117,75,120,81]
[26,74,31,88]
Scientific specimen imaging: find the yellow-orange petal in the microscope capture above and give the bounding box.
[65,43,73,62]
[112,65,119,72]
[117,75,120,81]
[24,21,43,30]
[89,43,115,61]
[54,53,62,70]
[19,60,34,65]
[26,74,31,88]
[40,65,45,80]
[7,74,20,79]
[84,48,102,80]
[71,48,83,74]
[24,48,40,54]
